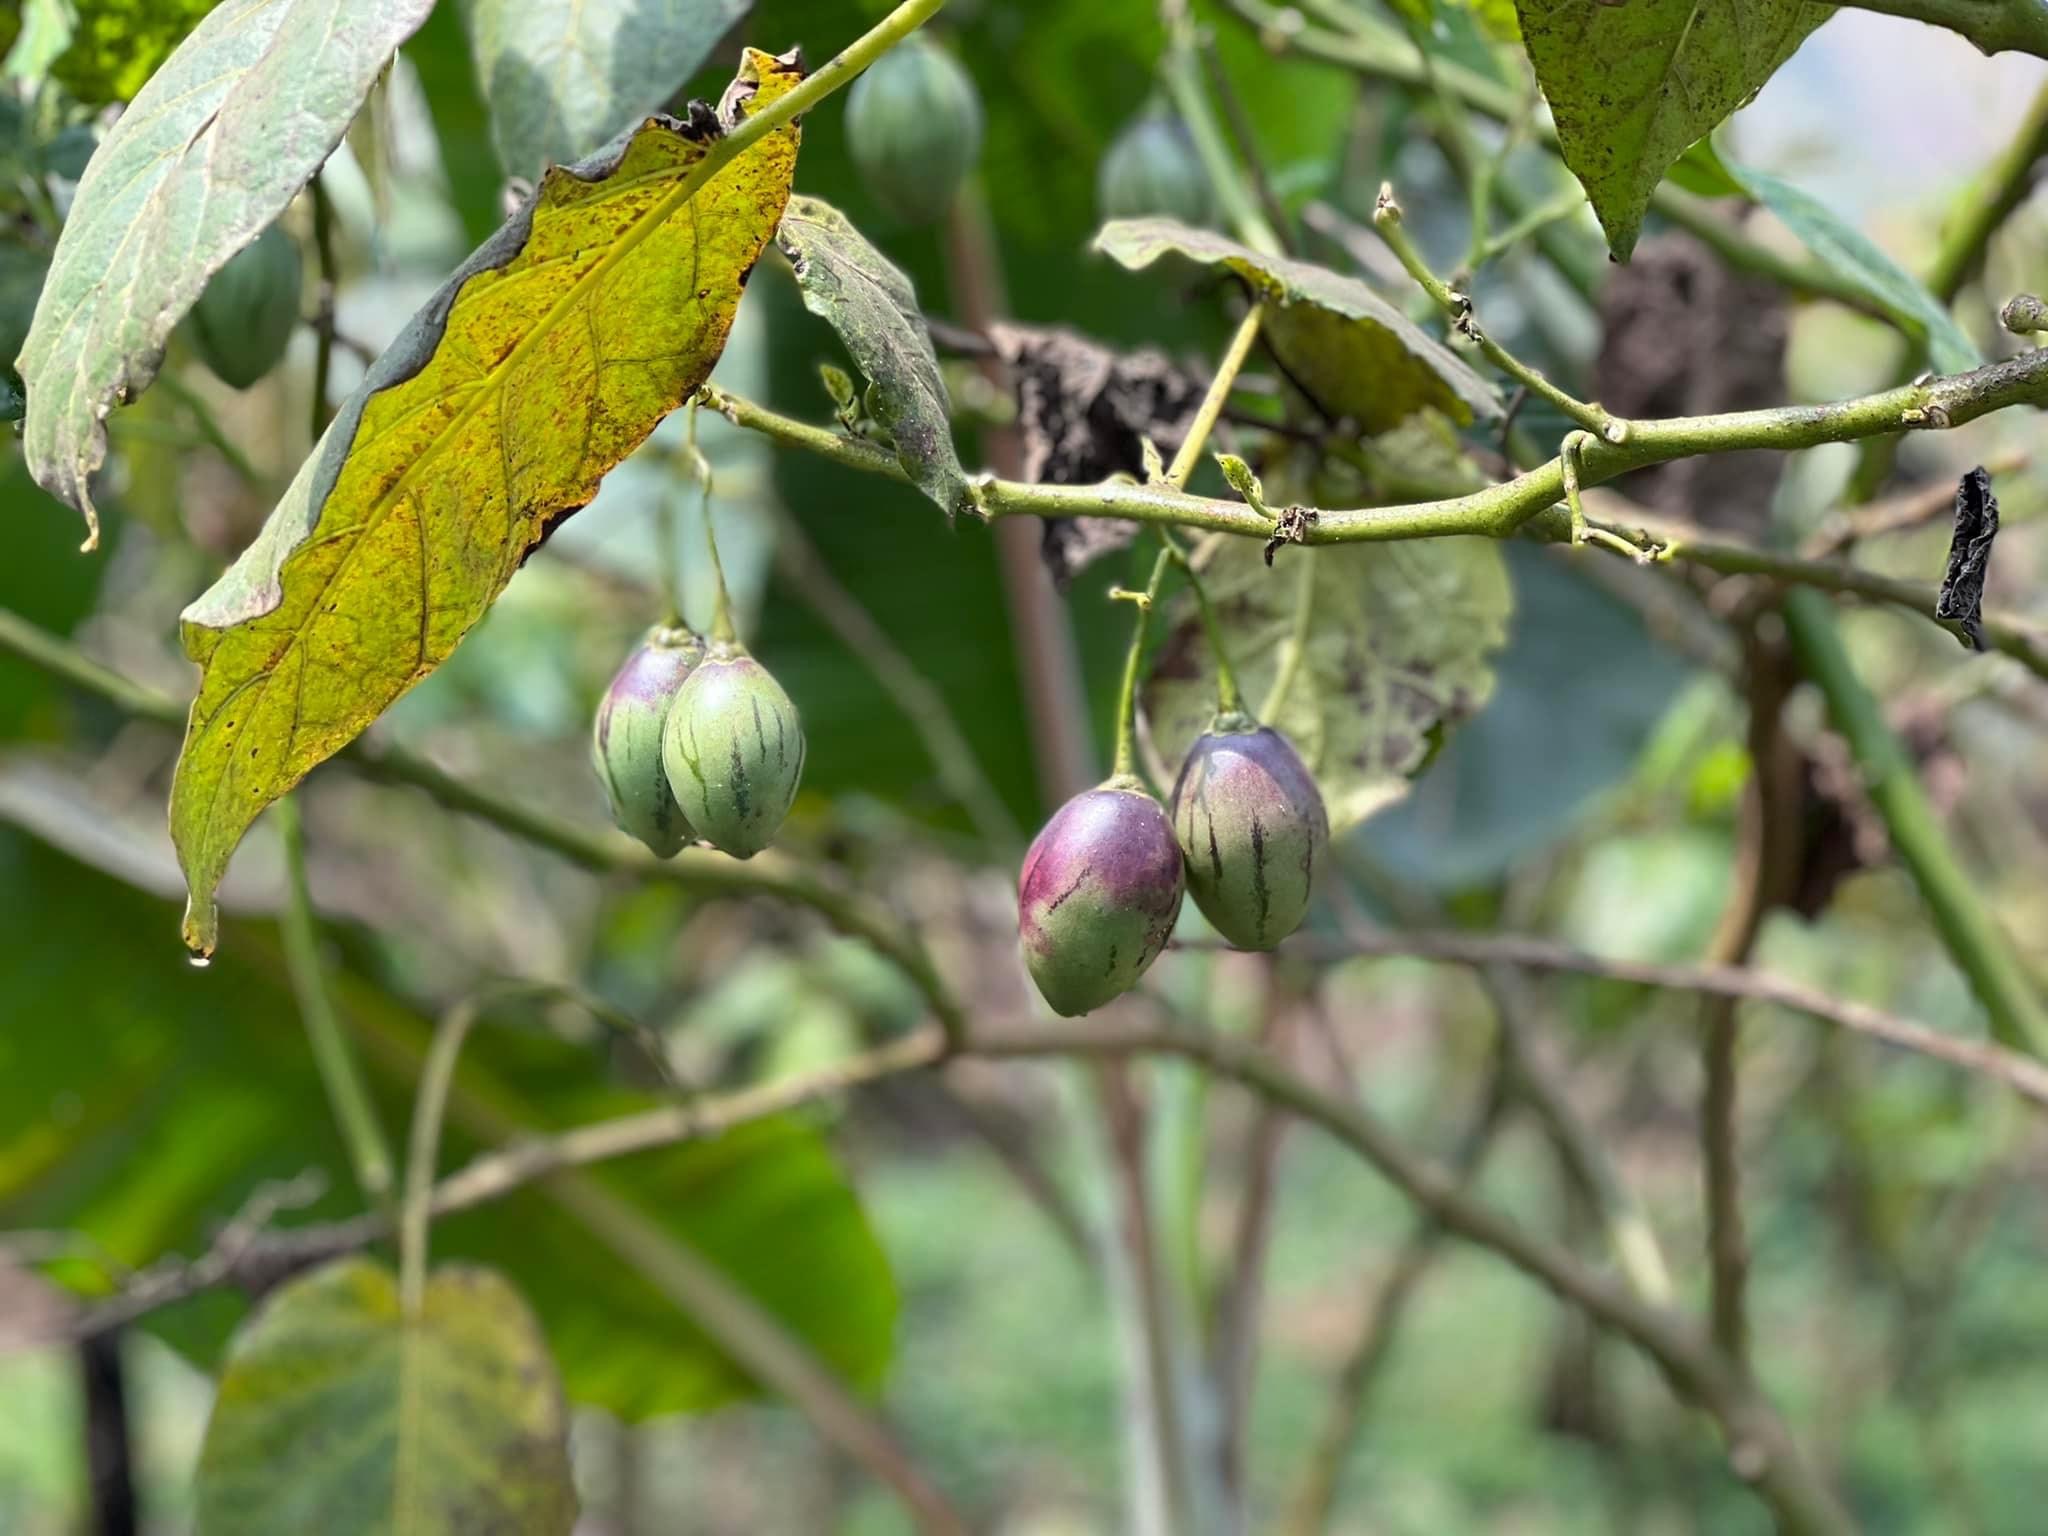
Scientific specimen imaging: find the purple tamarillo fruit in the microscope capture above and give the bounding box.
[1171,717,1327,950]
[1018,776,1185,1017]
[592,626,703,858]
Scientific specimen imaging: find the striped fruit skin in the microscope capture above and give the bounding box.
[1097,110,1216,228]
[1171,722,1327,951]
[844,35,983,225]
[592,627,703,858]
[1018,779,1185,1017]
[660,650,805,859]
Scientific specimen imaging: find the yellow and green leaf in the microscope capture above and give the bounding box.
[170,48,805,956]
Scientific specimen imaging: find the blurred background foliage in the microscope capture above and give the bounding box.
[2,0,2047,1532]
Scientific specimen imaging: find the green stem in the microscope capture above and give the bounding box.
[399,998,480,1315]
[276,797,395,1210]
[700,352,2048,680]
[1782,590,2048,1055]
[1374,186,1622,442]
[1846,77,2048,501]
[685,405,732,640]
[1838,0,2048,58]
[1219,0,1896,319]
[1112,548,1175,779]
[0,608,972,1054]
[153,371,271,495]
[1166,303,1265,489]
[1161,529,1243,716]
[1160,6,1284,258]
[1259,550,1316,721]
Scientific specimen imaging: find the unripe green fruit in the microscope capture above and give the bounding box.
[1171,717,1327,950]
[1098,109,1215,228]
[187,222,303,389]
[844,35,983,225]
[592,626,703,858]
[661,647,805,859]
[1018,777,1185,1017]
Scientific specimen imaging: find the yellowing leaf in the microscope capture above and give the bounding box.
[195,1258,576,1536]
[1095,218,1501,432]
[170,49,805,956]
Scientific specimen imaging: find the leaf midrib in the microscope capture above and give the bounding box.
[192,102,782,851]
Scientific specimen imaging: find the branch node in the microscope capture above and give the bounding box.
[1263,505,1319,565]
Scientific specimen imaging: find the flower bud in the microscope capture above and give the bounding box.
[845,35,984,225]
[592,626,703,858]
[1171,719,1326,950]
[1018,778,1185,1017]
[661,648,805,859]
[1098,108,1216,228]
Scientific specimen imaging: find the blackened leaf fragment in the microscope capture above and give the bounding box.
[1936,467,1999,652]
[777,196,974,520]
[988,323,1206,584]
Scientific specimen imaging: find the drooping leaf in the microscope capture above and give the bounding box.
[51,0,222,104]
[1094,217,1501,432]
[0,830,900,1421]
[461,0,752,179]
[1142,538,1512,833]
[194,1257,577,1536]
[1725,161,1982,375]
[776,194,973,519]
[1513,0,1831,260]
[16,0,439,547]
[169,49,806,957]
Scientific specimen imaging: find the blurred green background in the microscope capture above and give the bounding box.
[4,0,2048,1532]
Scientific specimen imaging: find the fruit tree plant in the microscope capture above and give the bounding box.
[4,0,2048,1531]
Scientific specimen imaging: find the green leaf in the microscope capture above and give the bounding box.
[195,1257,577,1536]
[776,194,972,519]
[461,0,751,178]
[1094,217,1501,432]
[1513,0,1831,260]
[169,49,806,958]
[1724,161,1982,375]
[0,830,899,1421]
[51,0,222,104]
[16,0,439,546]
[1665,136,1745,200]
[1142,538,1512,833]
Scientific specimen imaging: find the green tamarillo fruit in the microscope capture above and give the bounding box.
[1170,715,1327,950]
[844,34,984,225]
[592,626,704,858]
[1018,776,1185,1017]
[1097,107,1215,228]
[660,646,805,859]
[186,222,303,390]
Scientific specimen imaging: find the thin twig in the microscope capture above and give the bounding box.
[1802,453,2029,559]
[770,505,1022,851]
[276,796,395,1209]
[0,607,973,1054]
[1180,930,2048,1108]
[1284,1053,1511,1536]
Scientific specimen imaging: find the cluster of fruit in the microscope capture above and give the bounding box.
[847,34,1214,229]
[591,627,806,861]
[1018,716,1327,1016]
